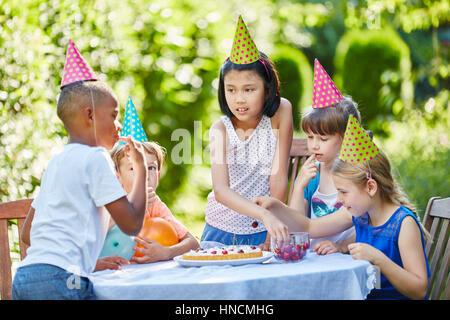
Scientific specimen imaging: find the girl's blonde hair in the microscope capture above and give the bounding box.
[110,141,166,173]
[331,151,431,241]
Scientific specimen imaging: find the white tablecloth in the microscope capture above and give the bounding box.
[89,251,378,300]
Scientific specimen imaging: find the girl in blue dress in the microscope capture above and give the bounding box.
[254,116,430,300]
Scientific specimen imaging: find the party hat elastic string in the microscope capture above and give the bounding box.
[366,162,373,180]
[89,86,98,146]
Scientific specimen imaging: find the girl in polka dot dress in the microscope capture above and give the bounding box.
[201,16,293,246]
[289,59,363,254]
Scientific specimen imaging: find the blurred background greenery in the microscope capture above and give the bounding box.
[1,0,449,240]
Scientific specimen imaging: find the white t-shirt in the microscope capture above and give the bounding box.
[310,189,355,249]
[20,143,127,276]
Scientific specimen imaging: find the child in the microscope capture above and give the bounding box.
[201,15,293,246]
[12,41,148,300]
[254,115,430,300]
[289,59,361,252]
[289,59,360,254]
[107,139,199,263]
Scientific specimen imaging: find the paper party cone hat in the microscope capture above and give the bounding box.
[119,97,148,144]
[229,15,260,64]
[339,115,380,163]
[312,59,343,109]
[61,39,98,88]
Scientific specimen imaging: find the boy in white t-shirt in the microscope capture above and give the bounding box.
[12,79,148,300]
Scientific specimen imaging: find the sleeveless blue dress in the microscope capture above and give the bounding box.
[353,206,430,299]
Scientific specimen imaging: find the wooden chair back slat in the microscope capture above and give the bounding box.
[0,199,32,300]
[429,219,449,298]
[422,197,450,300]
[287,138,309,204]
[433,237,450,300]
[425,218,441,257]
[0,219,13,300]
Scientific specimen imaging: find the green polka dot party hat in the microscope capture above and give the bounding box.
[340,115,380,163]
[229,15,260,64]
[119,97,148,144]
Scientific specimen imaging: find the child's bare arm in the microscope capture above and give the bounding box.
[349,216,428,299]
[288,181,309,216]
[21,206,35,246]
[288,154,318,216]
[106,136,148,235]
[253,196,353,238]
[164,232,199,259]
[269,98,293,202]
[131,232,199,263]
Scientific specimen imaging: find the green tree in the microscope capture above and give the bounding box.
[334,27,413,135]
[272,44,313,132]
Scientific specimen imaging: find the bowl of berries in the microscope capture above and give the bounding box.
[271,232,310,262]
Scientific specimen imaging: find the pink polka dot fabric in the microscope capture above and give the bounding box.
[229,15,260,64]
[339,115,380,163]
[60,39,98,88]
[312,58,343,109]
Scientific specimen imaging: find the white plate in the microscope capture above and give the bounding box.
[174,251,274,267]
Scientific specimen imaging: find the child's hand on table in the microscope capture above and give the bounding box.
[94,255,130,272]
[313,240,340,255]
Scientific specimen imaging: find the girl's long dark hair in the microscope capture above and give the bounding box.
[218,52,280,118]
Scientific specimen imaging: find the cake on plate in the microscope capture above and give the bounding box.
[182,245,263,261]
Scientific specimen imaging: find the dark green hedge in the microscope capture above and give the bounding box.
[334,28,412,135]
[272,44,312,132]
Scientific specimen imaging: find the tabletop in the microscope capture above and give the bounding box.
[89,250,379,300]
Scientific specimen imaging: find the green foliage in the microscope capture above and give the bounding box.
[334,28,413,136]
[344,0,450,33]
[272,44,313,132]
[381,89,450,216]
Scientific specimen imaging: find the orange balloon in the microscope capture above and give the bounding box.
[133,217,179,258]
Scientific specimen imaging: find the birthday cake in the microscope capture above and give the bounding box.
[182,245,263,261]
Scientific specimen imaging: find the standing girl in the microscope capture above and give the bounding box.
[289,59,361,252]
[201,16,293,246]
[254,115,430,300]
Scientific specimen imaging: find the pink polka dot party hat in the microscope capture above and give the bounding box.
[119,96,148,145]
[312,58,343,109]
[229,15,260,64]
[61,39,98,88]
[340,115,380,163]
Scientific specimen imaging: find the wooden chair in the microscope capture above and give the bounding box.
[422,196,450,300]
[0,199,32,300]
[287,138,310,204]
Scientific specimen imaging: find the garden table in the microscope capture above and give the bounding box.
[89,250,380,300]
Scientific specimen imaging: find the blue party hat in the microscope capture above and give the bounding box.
[119,96,148,144]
